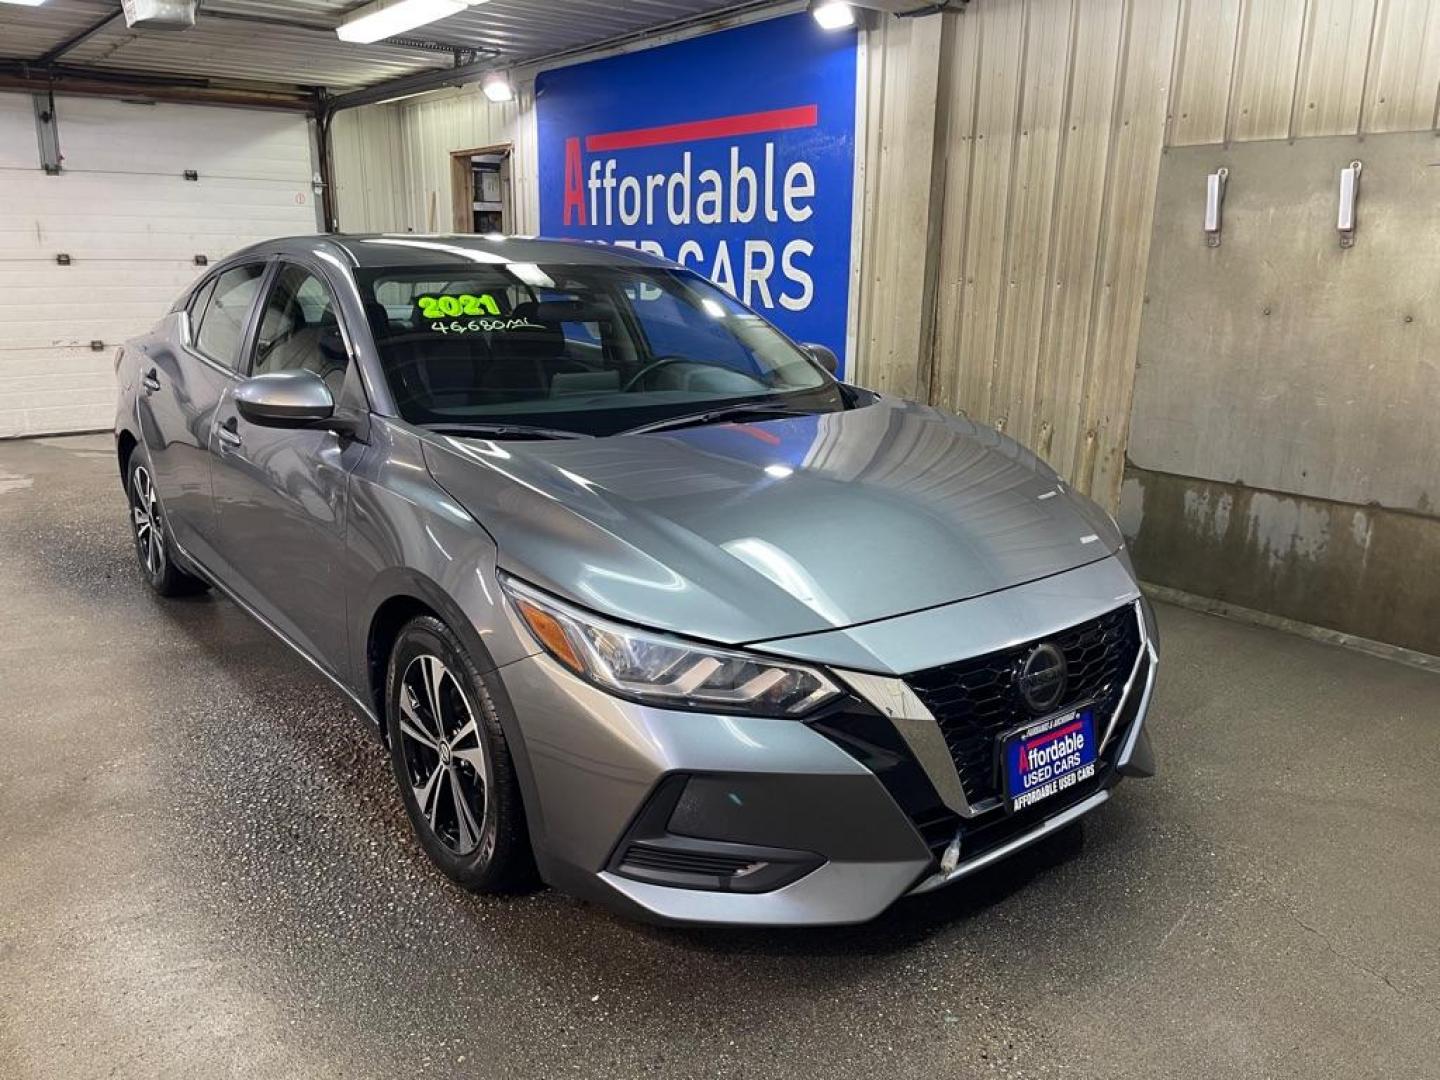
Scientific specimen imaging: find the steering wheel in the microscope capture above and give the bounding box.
[622,355,718,392]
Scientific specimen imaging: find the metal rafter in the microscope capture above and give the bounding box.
[36,6,124,65]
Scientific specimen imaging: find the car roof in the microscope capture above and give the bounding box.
[228,233,677,271]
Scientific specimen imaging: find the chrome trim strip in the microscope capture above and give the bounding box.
[836,669,976,819]
[181,342,243,381]
[1117,634,1161,771]
[1099,599,1150,753]
[906,789,1110,895]
[169,533,381,727]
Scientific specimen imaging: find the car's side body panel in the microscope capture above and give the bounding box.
[208,406,367,681]
[342,418,535,686]
[340,417,555,859]
[131,312,237,560]
[205,254,373,679]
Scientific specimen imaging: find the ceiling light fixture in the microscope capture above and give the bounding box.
[809,1,855,30]
[0,0,51,7]
[336,0,476,45]
[481,71,514,102]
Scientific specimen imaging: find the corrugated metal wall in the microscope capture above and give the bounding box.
[858,0,1440,509]
[331,104,408,230]
[332,84,539,235]
[853,15,946,401]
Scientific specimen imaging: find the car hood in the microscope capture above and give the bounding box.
[420,396,1122,645]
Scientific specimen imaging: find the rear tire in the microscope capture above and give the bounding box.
[385,615,535,893]
[125,451,208,598]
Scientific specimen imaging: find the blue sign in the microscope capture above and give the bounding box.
[1003,707,1099,812]
[536,14,858,374]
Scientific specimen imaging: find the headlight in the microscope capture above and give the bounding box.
[500,575,841,717]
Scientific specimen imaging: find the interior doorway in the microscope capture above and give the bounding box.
[450,144,512,233]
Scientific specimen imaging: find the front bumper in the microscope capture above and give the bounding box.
[497,556,1159,927]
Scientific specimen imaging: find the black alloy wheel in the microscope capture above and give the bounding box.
[126,452,207,597]
[385,616,535,892]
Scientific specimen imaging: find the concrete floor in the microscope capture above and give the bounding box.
[1,434,1437,1080]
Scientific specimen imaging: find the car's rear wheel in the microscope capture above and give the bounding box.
[126,452,207,597]
[385,615,535,892]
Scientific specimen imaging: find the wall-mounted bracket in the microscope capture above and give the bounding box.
[1203,167,1228,247]
[32,93,62,175]
[1338,160,1362,248]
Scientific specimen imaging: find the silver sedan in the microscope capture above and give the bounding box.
[114,233,1157,927]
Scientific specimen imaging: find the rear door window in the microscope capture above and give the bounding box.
[194,263,267,368]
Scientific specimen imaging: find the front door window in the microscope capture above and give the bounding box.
[251,264,351,398]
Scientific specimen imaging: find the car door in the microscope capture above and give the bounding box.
[135,261,267,564]
[208,259,369,679]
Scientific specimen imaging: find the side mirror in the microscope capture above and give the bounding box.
[235,370,336,429]
[803,342,840,375]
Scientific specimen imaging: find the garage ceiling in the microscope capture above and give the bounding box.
[0,0,763,93]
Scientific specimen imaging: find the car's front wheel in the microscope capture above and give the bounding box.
[385,615,535,892]
[126,452,207,597]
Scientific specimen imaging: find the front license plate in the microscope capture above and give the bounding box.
[1002,704,1099,812]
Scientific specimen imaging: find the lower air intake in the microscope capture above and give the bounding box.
[620,843,764,879]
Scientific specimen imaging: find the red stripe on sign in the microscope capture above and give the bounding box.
[1030,720,1083,746]
[584,104,819,152]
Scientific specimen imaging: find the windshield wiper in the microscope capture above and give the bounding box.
[424,422,593,441]
[619,402,822,436]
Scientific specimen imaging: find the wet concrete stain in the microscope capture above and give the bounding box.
[1120,465,1440,656]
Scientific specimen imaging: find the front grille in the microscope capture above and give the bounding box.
[905,604,1141,806]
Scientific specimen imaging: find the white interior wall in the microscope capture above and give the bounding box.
[0,94,318,437]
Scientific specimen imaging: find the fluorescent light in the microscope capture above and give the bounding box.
[481,71,514,102]
[810,1,854,30]
[336,0,468,44]
[0,0,50,7]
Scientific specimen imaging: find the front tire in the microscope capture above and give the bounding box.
[126,452,207,597]
[385,615,535,893]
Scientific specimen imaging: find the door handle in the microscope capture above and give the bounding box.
[142,368,161,394]
[217,418,242,450]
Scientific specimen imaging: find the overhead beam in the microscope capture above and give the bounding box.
[37,9,124,66]
[0,62,315,111]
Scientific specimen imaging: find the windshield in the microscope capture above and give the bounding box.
[355,262,847,437]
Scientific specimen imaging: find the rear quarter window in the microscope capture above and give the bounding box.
[195,264,267,368]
